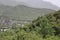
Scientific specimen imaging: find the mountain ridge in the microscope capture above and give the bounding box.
[0,0,60,10]
[2,5,55,20]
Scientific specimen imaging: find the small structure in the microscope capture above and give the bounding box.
[0,27,10,32]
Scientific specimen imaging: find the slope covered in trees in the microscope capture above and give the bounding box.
[0,10,60,40]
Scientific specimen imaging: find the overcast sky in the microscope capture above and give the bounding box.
[14,0,60,7]
[43,0,60,7]
[0,0,60,7]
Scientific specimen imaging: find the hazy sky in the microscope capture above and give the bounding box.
[15,0,60,7]
[0,0,60,7]
[44,0,60,7]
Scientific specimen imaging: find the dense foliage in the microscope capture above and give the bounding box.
[0,10,60,40]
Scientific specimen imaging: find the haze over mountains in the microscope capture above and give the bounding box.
[0,0,60,10]
[0,0,60,20]
[2,5,55,20]
[0,0,18,6]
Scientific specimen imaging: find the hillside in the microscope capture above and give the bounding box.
[0,10,60,40]
[0,5,13,15]
[2,5,55,20]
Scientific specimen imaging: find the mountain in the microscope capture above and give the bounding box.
[0,0,60,10]
[2,5,55,20]
[0,5,13,15]
[0,0,58,20]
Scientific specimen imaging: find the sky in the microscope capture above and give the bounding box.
[43,0,60,7]
[0,0,60,7]
[15,0,60,7]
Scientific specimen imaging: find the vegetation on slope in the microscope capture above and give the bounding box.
[0,10,60,40]
[2,5,55,20]
[0,5,12,15]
